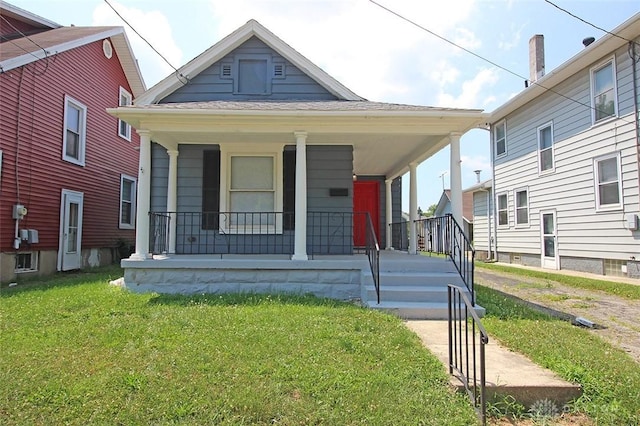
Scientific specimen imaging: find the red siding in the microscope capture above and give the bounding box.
[0,38,139,252]
[0,16,46,38]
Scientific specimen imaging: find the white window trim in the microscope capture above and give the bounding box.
[119,174,137,229]
[593,152,623,212]
[494,120,507,158]
[15,251,38,273]
[537,121,555,175]
[514,187,530,228]
[62,95,87,166]
[590,56,618,125]
[219,144,284,234]
[118,87,132,141]
[496,192,509,228]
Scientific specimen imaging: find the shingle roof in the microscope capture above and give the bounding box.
[133,100,483,113]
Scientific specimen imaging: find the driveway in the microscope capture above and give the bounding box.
[475,267,640,363]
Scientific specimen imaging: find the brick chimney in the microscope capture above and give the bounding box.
[529,34,545,83]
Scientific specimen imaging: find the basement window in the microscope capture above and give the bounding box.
[15,252,38,273]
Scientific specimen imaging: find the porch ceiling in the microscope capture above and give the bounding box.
[108,101,487,179]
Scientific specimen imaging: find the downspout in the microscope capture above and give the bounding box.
[485,187,492,260]
[489,125,498,261]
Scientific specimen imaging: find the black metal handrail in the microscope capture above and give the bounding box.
[149,212,170,254]
[364,212,380,304]
[448,284,488,426]
[416,214,475,304]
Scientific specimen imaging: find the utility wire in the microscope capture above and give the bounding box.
[368,0,635,125]
[103,0,189,84]
[543,0,640,48]
[0,14,49,55]
[0,14,51,74]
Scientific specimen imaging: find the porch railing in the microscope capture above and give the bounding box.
[448,284,488,426]
[389,220,410,251]
[364,212,380,304]
[416,214,475,305]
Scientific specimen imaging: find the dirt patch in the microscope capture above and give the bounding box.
[476,269,640,363]
[488,412,593,425]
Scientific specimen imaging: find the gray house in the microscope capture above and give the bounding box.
[485,14,640,278]
[109,19,486,307]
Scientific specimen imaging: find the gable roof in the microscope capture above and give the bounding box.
[136,19,364,105]
[464,179,492,193]
[490,12,640,122]
[0,25,146,96]
[0,1,61,31]
[433,189,474,223]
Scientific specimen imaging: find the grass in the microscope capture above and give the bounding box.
[476,261,640,300]
[477,285,640,425]
[0,266,478,425]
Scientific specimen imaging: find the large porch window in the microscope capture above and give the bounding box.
[230,155,276,228]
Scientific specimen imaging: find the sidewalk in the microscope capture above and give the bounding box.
[406,320,582,408]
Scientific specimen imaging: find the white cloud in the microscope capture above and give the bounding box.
[498,23,525,51]
[92,1,183,87]
[429,60,461,88]
[436,68,499,108]
[453,28,481,51]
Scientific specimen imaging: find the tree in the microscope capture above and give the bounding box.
[425,204,437,217]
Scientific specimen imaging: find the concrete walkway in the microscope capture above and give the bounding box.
[406,320,582,408]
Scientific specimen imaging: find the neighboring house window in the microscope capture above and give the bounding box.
[119,175,137,229]
[235,55,271,95]
[538,122,554,173]
[515,188,529,226]
[63,95,87,165]
[594,153,622,210]
[118,87,132,141]
[497,193,508,226]
[15,252,38,273]
[494,120,506,157]
[591,57,617,123]
[202,150,221,230]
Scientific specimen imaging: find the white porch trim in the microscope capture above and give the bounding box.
[292,132,308,260]
[409,162,418,255]
[449,132,463,227]
[131,130,151,260]
[167,149,179,254]
[385,178,393,250]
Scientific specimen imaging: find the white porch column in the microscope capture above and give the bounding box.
[385,178,393,250]
[409,162,418,255]
[132,130,151,260]
[292,132,308,260]
[166,149,179,254]
[449,132,463,227]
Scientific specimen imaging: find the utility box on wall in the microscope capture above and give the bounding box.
[627,213,639,231]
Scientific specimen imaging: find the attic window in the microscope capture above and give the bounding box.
[221,63,232,79]
[103,39,113,59]
[273,63,285,78]
[234,55,271,95]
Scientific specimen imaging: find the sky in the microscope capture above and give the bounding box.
[8,0,640,212]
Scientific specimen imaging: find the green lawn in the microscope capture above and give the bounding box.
[0,266,477,425]
[476,261,640,300]
[477,285,640,425]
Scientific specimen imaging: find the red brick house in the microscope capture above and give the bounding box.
[0,1,145,282]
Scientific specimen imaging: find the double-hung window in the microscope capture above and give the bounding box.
[538,122,554,173]
[594,153,622,210]
[63,95,87,166]
[591,57,617,123]
[494,120,506,158]
[497,193,508,227]
[515,188,529,226]
[119,174,137,229]
[118,87,132,140]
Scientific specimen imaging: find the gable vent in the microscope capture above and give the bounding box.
[102,39,113,59]
[273,63,285,78]
[221,63,232,78]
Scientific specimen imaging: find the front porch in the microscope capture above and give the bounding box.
[122,248,473,319]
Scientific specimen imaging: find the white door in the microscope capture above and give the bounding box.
[58,190,84,271]
[540,210,558,269]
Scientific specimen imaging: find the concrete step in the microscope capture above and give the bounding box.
[368,301,451,320]
[366,285,451,303]
[379,271,464,287]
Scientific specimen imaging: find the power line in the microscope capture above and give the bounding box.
[543,0,640,48]
[0,14,49,56]
[0,14,51,75]
[368,0,635,125]
[102,0,189,84]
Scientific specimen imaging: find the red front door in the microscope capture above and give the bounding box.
[353,181,380,246]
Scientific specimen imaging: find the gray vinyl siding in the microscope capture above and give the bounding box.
[161,36,338,103]
[471,189,493,252]
[492,39,640,263]
[151,142,169,211]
